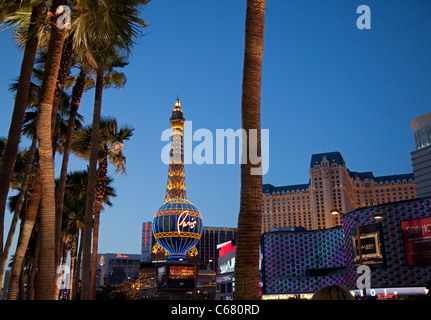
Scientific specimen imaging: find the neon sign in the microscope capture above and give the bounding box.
[177,211,197,233]
[116,253,129,259]
[169,266,195,279]
[144,222,150,247]
[405,224,431,236]
[152,198,203,260]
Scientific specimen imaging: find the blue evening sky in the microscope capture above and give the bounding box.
[1,0,430,255]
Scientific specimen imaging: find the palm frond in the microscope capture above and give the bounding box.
[72,0,149,66]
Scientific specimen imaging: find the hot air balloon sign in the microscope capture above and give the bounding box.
[152,198,203,260]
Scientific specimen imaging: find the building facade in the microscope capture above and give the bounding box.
[411,112,431,199]
[97,253,141,283]
[262,151,416,232]
[262,197,431,299]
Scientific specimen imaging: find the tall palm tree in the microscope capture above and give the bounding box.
[0,0,44,264]
[60,169,117,300]
[0,137,37,298]
[55,68,87,278]
[72,117,133,299]
[54,67,87,278]
[71,1,147,300]
[234,0,266,300]
[8,62,84,293]
[61,169,87,300]
[2,67,43,298]
[54,53,127,279]
[34,0,70,300]
[6,168,42,300]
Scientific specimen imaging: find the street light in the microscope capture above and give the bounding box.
[331,208,382,299]
[207,259,213,270]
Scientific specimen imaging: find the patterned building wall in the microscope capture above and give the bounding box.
[262,198,431,295]
[349,198,431,289]
[262,227,352,294]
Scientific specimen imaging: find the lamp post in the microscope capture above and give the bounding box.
[330,208,382,299]
[207,259,213,270]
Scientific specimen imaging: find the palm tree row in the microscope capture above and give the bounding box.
[0,66,133,300]
[0,0,147,300]
[1,0,266,302]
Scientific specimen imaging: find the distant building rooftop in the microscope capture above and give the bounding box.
[348,171,414,183]
[264,152,414,194]
[310,151,345,168]
[263,183,309,195]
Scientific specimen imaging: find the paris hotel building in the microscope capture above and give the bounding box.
[261,151,416,232]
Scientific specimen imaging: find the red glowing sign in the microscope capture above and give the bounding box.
[401,217,431,265]
[218,241,236,257]
[144,222,150,248]
[378,294,398,300]
[116,253,129,259]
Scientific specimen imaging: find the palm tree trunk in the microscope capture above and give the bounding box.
[68,233,78,300]
[18,260,25,299]
[27,230,40,300]
[34,0,68,300]
[53,35,74,272]
[72,229,83,300]
[7,170,42,300]
[234,0,266,300]
[0,2,43,260]
[90,157,108,299]
[55,69,86,274]
[81,67,104,300]
[0,134,37,297]
[90,209,101,300]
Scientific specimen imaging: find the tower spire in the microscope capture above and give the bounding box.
[165,97,186,201]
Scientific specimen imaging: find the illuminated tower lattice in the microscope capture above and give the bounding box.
[165,98,186,200]
[152,98,203,261]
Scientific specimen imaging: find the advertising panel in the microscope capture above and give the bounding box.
[157,263,196,289]
[350,223,385,268]
[168,265,196,289]
[401,216,431,265]
[157,265,167,289]
[217,241,236,275]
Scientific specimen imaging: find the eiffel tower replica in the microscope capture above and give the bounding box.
[129,98,199,300]
[151,98,199,261]
[165,97,187,200]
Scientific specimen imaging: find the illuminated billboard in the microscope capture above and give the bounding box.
[401,216,431,265]
[350,223,385,269]
[217,241,236,274]
[157,263,196,289]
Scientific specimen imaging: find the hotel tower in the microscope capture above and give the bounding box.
[262,151,416,232]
